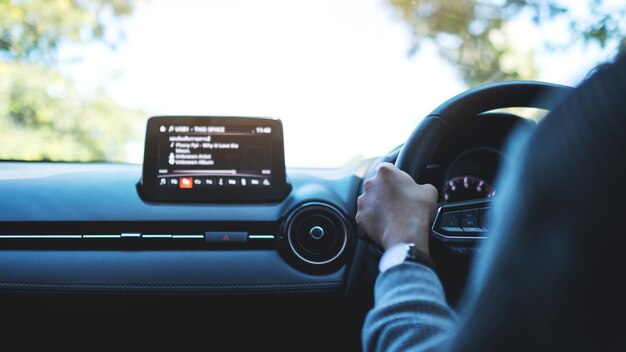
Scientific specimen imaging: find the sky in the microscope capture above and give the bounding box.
[59,0,617,167]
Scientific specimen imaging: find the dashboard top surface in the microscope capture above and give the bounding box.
[0,162,365,222]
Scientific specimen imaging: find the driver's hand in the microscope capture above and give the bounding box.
[356,162,438,254]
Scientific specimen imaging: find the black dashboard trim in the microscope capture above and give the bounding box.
[0,250,345,294]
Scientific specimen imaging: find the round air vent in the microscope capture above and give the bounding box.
[284,202,350,266]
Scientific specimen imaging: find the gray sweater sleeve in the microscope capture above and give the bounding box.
[362,263,458,351]
[363,57,626,351]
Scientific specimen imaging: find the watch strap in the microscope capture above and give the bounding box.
[405,244,437,271]
[379,243,436,273]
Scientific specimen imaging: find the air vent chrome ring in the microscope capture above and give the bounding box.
[285,202,350,266]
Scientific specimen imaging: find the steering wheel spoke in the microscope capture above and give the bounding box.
[432,198,492,244]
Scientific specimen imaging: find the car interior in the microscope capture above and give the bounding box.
[2,1,623,350]
[0,80,575,349]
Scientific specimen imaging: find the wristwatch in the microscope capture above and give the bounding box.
[378,243,436,273]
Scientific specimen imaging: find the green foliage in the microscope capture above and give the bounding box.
[0,62,144,161]
[387,0,626,86]
[0,0,135,63]
[0,0,143,162]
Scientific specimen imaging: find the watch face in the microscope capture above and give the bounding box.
[378,243,409,272]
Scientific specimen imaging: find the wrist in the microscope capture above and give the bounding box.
[381,226,430,255]
[379,243,436,273]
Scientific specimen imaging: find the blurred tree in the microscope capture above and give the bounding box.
[387,0,626,86]
[0,0,135,63]
[0,62,143,161]
[0,0,142,162]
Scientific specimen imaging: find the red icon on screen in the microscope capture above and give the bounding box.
[180,177,193,189]
[222,234,231,241]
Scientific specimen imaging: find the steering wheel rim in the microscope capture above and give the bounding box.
[347,81,575,299]
[396,80,573,182]
[395,81,573,244]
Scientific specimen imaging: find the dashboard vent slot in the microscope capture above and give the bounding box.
[284,202,350,266]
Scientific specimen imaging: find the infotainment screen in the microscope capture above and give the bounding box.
[141,116,290,202]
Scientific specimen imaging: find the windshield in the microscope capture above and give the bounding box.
[1,0,623,167]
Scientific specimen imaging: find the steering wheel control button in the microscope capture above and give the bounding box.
[440,211,462,232]
[479,207,491,230]
[204,231,247,243]
[309,226,325,240]
[461,209,482,233]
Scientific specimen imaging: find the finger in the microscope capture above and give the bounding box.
[376,162,395,171]
[356,193,365,209]
[420,183,438,200]
[355,208,368,225]
[376,162,396,176]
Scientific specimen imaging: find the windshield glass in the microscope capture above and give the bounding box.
[1,0,623,167]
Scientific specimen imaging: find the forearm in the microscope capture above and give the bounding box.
[362,263,458,352]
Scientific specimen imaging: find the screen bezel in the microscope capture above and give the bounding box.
[140,116,290,203]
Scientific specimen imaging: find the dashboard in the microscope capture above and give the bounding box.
[0,112,529,348]
[0,161,366,348]
[0,161,362,283]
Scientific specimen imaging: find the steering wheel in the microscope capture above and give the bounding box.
[395,81,573,245]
